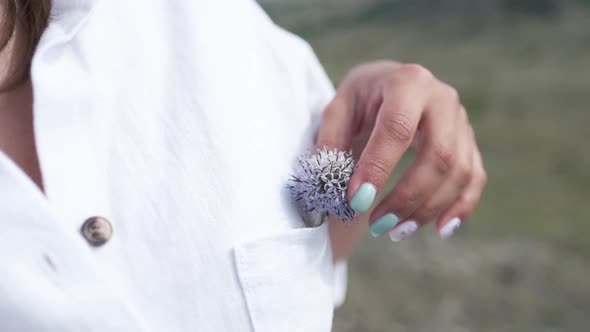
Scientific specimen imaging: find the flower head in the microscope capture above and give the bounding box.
[288,148,356,221]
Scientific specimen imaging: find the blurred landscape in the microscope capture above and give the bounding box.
[261,1,590,331]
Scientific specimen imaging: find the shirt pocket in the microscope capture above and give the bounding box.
[233,222,335,332]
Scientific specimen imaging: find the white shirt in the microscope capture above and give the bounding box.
[0,0,347,331]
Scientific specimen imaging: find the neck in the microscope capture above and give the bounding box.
[0,10,32,119]
[0,76,41,190]
[0,78,32,114]
[0,20,31,113]
[0,6,41,190]
[0,9,28,92]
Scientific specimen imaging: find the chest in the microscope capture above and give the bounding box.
[0,81,43,189]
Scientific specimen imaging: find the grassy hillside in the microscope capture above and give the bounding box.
[262,2,590,331]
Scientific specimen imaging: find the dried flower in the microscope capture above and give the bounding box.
[288,148,356,221]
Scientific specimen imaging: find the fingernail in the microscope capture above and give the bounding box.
[439,217,462,239]
[350,183,376,214]
[369,213,400,238]
[389,220,419,242]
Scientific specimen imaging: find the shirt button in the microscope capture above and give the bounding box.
[81,216,113,246]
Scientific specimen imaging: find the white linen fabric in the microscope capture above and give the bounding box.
[0,0,348,331]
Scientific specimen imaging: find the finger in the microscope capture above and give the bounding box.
[407,107,473,224]
[436,141,487,239]
[388,220,420,242]
[315,93,356,151]
[369,86,460,237]
[347,84,424,216]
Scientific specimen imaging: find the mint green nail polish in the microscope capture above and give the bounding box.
[370,213,400,238]
[350,183,376,214]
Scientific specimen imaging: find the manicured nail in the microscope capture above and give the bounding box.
[388,220,419,242]
[350,183,376,214]
[439,217,462,239]
[369,213,400,238]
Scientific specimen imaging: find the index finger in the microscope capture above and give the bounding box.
[315,94,355,151]
[347,91,423,214]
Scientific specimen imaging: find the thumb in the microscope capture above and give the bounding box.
[315,93,356,151]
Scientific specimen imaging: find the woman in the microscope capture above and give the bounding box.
[0,0,486,331]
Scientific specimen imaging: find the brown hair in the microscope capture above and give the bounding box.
[1,0,51,90]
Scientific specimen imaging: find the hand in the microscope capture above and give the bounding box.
[319,61,487,247]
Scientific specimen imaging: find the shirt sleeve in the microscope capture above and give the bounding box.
[261,11,349,307]
[303,41,336,118]
[302,42,350,308]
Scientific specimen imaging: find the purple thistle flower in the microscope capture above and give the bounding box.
[288,148,356,222]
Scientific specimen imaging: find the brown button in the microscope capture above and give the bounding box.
[81,216,113,246]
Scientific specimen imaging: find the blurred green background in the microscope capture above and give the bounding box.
[261,1,590,331]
